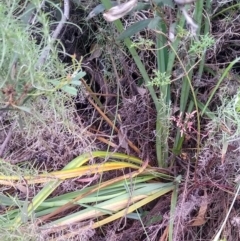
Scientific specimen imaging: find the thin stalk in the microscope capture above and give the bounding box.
[164,11,186,153]
[154,8,186,166]
[173,1,204,155]
[212,2,240,19]
[101,0,163,164]
[101,0,158,108]
[212,183,240,241]
[155,15,169,167]
[197,0,211,78]
[202,57,240,115]
[173,100,194,154]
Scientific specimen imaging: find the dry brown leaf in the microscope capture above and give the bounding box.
[189,190,208,226]
[221,141,228,164]
[15,183,28,194]
[180,152,188,160]
[136,86,147,96]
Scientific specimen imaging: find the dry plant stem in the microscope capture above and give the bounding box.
[38,160,149,225]
[81,79,117,122]
[109,51,124,98]
[88,97,118,132]
[212,184,240,241]
[159,225,169,241]
[87,97,140,154]
[108,51,126,152]
[81,79,104,110]
[86,130,117,148]
[88,92,117,97]
[37,0,70,67]
[0,120,17,158]
[95,135,117,147]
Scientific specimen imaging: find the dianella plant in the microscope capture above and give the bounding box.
[87,0,214,167]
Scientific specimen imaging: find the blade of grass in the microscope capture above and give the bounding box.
[155,12,169,167]
[44,175,155,203]
[0,162,141,184]
[168,175,181,241]
[172,1,205,157]
[212,2,240,19]
[196,0,211,79]
[202,57,240,115]
[195,98,216,119]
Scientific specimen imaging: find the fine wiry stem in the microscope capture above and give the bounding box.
[0,120,17,158]
[28,0,46,25]
[37,0,70,68]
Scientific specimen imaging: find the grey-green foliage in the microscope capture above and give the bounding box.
[189,34,215,56]
[204,89,240,153]
[0,0,73,109]
[148,70,171,87]
[0,1,91,162]
[0,222,40,241]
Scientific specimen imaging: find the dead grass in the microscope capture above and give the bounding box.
[1,95,95,166]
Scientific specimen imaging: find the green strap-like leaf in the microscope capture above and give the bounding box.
[12,105,31,114]
[87,1,118,20]
[71,71,86,82]
[118,18,152,40]
[61,85,78,96]
[132,2,151,12]
[153,0,174,8]
[148,16,161,30]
